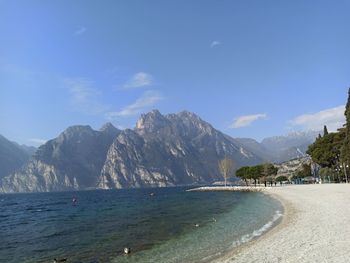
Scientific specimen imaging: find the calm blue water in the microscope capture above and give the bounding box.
[0,187,282,263]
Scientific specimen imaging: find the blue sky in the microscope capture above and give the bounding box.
[1,0,350,146]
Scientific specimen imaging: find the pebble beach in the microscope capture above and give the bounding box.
[212,184,350,263]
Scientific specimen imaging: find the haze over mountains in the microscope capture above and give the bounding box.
[0,135,36,179]
[236,130,320,163]
[0,110,319,193]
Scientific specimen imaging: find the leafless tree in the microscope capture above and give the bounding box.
[218,158,234,186]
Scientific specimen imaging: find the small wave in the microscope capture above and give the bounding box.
[231,210,283,248]
[43,231,65,238]
[15,221,29,226]
[34,208,58,212]
[0,244,17,250]
[46,201,67,206]
[4,202,18,206]
[25,206,58,213]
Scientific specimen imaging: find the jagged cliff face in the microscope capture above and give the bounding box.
[0,111,262,193]
[98,110,262,189]
[0,124,120,193]
[1,160,75,193]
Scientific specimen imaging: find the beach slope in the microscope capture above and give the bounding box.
[213,184,350,263]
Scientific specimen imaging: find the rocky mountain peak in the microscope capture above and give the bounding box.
[51,125,95,145]
[100,122,115,131]
[0,109,265,193]
[61,124,93,136]
[176,110,197,118]
[135,109,169,133]
[174,110,215,135]
[99,122,120,137]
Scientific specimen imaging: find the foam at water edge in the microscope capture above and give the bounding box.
[199,210,283,263]
[231,210,283,248]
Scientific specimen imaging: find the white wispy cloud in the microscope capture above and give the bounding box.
[106,90,162,119]
[122,72,154,89]
[210,40,221,48]
[64,78,108,115]
[75,26,87,35]
[229,113,268,128]
[28,138,47,146]
[289,105,345,131]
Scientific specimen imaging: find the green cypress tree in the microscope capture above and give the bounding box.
[345,88,350,130]
[341,88,350,163]
[323,125,328,136]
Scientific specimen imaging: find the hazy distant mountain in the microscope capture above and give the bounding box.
[0,111,262,193]
[236,131,320,163]
[261,131,320,163]
[18,144,37,156]
[0,135,35,179]
[233,138,274,162]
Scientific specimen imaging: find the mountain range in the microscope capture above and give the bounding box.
[235,130,320,163]
[0,110,319,193]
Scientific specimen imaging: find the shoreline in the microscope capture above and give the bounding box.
[203,187,289,263]
[211,188,292,262]
[211,184,350,263]
[187,186,266,192]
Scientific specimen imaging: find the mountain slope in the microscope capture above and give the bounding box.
[233,138,274,162]
[261,131,319,163]
[1,124,120,192]
[0,135,34,179]
[235,131,319,163]
[1,111,262,193]
[98,110,262,189]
